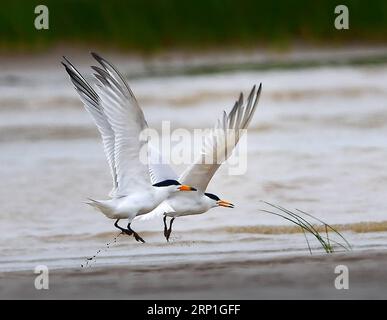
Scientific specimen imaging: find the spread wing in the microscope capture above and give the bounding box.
[148,144,178,185]
[62,57,118,195]
[62,53,151,197]
[179,84,262,191]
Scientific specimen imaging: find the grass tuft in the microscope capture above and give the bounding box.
[260,201,352,254]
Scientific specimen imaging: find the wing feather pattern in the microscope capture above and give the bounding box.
[62,53,151,197]
[179,84,262,191]
[62,57,118,194]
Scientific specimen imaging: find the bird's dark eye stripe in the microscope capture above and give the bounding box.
[204,193,220,201]
[153,179,181,187]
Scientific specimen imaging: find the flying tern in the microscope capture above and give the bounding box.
[62,53,196,243]
[140,84,262,241]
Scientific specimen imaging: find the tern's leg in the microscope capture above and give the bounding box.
[127,223,145,243]
[114,219,133,235]
[165,218,175,242]
[163,216,168,239]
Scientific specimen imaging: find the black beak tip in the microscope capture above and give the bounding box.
[191,187,197,191]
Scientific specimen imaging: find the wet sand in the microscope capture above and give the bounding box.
[1,250,387,299]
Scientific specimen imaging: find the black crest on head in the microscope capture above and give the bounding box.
[204,193,220,201]
[153,179,181,187]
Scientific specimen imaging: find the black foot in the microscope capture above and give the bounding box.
[115,219,145,242]
[127,222,145,243]
[165,229,172,242]
[133,232,145,243]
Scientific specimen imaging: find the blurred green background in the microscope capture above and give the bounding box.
[1,0,387,53]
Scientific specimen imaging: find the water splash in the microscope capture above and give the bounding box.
[81,232,122,268]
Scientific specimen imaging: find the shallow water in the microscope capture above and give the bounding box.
[1,55,387,272]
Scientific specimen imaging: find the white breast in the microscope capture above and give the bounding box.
[166,192,209,217]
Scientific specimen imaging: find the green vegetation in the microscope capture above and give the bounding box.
[1,0,387,53]
[260,201,352,254]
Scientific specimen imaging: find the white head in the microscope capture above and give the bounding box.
[203,192,234,209]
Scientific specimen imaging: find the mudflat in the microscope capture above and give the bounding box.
[1,250,386,299]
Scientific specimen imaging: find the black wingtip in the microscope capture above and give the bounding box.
[61,61,72,74]
[247,84,256,100]
[62,55,72,65]
[61,56,68,68]
[91,52,104,64]
[238,92,243,104]
[256,83,262,98]
[91,65,106,73]
[61,56,79,74]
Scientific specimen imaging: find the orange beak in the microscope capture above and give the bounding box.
[179,185,197,191]
[217,200,234,208]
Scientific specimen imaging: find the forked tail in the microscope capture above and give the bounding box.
[86,198,116,218]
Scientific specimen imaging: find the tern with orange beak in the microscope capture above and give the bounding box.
[62,53,196,243]
[140,84,261,241]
